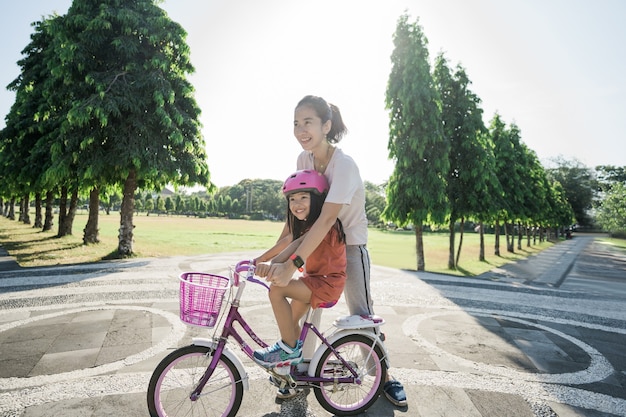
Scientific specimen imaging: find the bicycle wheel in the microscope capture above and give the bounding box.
[314,334,387,415]
[147,344,243,417]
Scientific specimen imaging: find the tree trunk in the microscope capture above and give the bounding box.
[33,192,43,228]
[455,217,465,267]
[83,187,100,244]
[415,222,425,271]
[63,188,78,236]
[57,186,68,237]
[118,169,138,257]
[478,221,485,262]
[58,187,78,237]
[517,222,522,250]
[17,195,30,224]
[448,220,456,270]
[8,197,16,220]
[43,190,55,232]
[23,195,31,224]
[494,218,500,256]
[505,222,514,253]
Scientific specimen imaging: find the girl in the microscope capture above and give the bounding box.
[252,169,346,368]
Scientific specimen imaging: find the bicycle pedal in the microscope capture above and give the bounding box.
[273,366,291,375]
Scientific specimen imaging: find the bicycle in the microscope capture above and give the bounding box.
[147,259,388,416]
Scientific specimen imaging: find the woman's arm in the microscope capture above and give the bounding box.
[267,201,342,286]
[254,222,292,264]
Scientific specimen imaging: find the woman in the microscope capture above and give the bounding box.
[261,95,407,406]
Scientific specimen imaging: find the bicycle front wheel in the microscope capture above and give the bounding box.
[314,334,387,415]
[147,344,243,417]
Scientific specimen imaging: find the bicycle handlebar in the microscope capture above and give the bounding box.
[233,260,270,290]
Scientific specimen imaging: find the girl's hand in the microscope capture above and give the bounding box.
[255,262,271,277]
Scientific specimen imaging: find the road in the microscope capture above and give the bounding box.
[0,235,625,416]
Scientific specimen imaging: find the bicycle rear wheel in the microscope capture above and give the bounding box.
[314,334,386,415]
[147,344,243,417]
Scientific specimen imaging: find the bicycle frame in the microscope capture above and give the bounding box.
[189,261,385,399]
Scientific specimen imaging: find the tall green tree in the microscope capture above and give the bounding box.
[489,115,524,254]
[384,14,449,271]
[1,18,58,231]
[433,53,498,269]
[49,0,212,256]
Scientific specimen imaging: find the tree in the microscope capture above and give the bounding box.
[384,13,449,271]
[433,53,497,269]
[364,181,386,226]
[489,115,524,254]
[50,0,212,256]
[546,157,595,228]
[596,165,626,190]
[596,182,626,237]
[144,197,154,215]
[1,17,59,232]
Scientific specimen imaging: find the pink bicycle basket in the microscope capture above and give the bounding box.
[179,272,230,327]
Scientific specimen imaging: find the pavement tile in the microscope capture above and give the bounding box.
[30,347,100,375]
[47,330,107,353]
[413,386,483,417]
[467,389,535,417]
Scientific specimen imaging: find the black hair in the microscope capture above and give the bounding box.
[296,95,348,144]
[286,190,345,244]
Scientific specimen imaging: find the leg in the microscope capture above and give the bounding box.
[253,281,312,368]
[290,299,309,340]
[345,245,407,407]
[269,281,311,347]
[344,245,374,316]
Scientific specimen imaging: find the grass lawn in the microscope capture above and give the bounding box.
[0,212,554,276]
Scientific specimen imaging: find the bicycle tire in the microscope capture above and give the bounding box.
[313,334,387,415]
[147,344,243,417]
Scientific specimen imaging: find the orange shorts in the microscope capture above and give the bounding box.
[300,274,346,308]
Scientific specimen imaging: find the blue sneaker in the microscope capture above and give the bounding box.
[383,379,407,407]
[253,340,303,368]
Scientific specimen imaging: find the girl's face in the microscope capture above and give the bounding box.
[288,191,311,221]
[293,105,331,152]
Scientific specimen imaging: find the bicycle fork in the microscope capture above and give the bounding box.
[189,341,227,401]
[187,336,250,400]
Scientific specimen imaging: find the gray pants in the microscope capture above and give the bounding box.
[302,244,374,357]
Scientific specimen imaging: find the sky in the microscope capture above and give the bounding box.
[1,0,625,188]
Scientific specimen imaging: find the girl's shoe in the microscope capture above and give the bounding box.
[269,376,300,400]
[253,340,303,368]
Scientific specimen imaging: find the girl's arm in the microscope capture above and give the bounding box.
[267,201,342,286]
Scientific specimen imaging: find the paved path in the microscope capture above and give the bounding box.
[0,236,625,417]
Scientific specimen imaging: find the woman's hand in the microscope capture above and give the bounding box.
[266,261,297,287]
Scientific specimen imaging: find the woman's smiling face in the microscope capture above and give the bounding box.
[293,104,331,152]
[288,191,311,221]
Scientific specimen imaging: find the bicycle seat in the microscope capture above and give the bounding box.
[317,300,337,309]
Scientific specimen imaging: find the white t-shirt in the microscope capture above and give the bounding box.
[297,148,368,246]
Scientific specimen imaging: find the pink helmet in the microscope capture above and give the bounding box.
[282,170,329,196]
